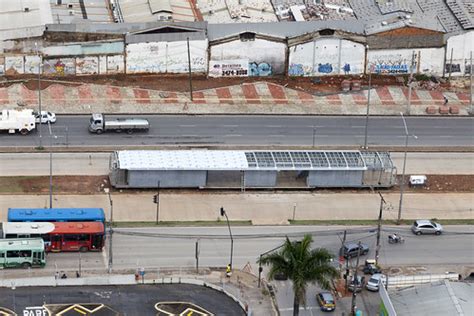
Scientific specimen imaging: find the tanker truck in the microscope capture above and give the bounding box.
[88,113,150,134]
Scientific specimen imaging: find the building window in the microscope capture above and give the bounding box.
[240,32,256,42]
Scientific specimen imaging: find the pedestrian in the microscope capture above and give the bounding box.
[443,96,448,105]
[226,264,232,277]
[54,271,59,280]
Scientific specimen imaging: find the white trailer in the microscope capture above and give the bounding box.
[88,113,150,134]
[0,109,36,135]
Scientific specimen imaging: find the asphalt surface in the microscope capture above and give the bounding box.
[1,115,473,148]
[29,226,473,274]
[0,284,245,316]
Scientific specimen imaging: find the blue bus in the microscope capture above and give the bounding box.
[7,208,106,225]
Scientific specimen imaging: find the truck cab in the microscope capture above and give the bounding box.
[89,113,104,134]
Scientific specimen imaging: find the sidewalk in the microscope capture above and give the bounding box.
[1,81,471,115]
[0,192,472,224]
[0,269,275,315]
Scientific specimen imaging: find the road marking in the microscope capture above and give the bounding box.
[179,125,196,127]
[182,135,199,137]
[269,135,283,137]
[352,125,366,128]
[266,125,283,128]
[224,134,242,137]
[221,125,239,127]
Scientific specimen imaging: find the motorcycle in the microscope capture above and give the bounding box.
[388,234,405,244]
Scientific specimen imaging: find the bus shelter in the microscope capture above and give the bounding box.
[109,150,396,189]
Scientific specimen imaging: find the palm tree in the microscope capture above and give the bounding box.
[258,234,338,316]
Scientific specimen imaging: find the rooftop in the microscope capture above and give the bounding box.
[114,0,197,23]
[197,0,278,23]
[114,150,393,171]
[390,281,473,315]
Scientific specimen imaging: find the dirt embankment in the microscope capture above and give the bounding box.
[0,175,471,194]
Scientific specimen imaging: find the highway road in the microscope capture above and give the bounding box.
[0,115,472,148]
[29,225,473,275]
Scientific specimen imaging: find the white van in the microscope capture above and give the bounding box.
[409,175,427,187]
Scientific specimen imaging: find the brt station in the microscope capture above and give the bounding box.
[109,150,397,189]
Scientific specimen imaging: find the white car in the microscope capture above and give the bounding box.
[366,273,386,292]
[35,111,56,124]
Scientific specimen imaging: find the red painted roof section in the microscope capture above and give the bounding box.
[52,222,104,234]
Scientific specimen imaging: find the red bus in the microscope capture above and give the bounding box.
[45,222,105,252]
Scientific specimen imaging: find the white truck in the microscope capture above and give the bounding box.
[0,109,36,135]
[88,113,150,134]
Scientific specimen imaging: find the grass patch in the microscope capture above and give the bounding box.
[289,219,474,226]
[0,176,38,193]
[112,220,252,228]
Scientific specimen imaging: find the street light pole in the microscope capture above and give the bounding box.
[406,51,416,115]
[220,207,233,270]
[106,189,113,273]
[363,45,372,150]
[34,42,43,148]
[187,37,194,101]
[47,122,54,208]
[375,192,386,266]
[397,113,416,224]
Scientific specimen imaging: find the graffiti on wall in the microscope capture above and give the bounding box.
[5,56,24,75]
[445,63,461,73]
[343,63,351,74]
[24,56,41,74]
[0,57,5,76]
[249,62,272,76]
[76,57,99,75]
[43,58,75,75]
[107,55,124,74]
[317,63,333,74]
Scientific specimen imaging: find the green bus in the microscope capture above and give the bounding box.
[0,238,46,269]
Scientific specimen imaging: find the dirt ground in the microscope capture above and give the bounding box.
[0,175,471,194]
[1,73,406,95]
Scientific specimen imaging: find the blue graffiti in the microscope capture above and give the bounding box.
[249,62,272,76]
[317,63,333,74]
[343,63,351,74]
[289,63,304,76]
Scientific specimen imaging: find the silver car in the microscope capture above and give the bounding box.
[411,220,443,235]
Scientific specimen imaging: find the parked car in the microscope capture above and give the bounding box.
[34,111,56,124]
[348,275,366,292]
[363,259,381,275]
[316,292,336,312]
[340,242,369,259]
[366,273,386,292]
[411,220,443,235]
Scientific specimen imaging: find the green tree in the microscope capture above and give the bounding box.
[258,234,338,316]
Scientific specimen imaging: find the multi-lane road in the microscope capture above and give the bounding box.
[29,225,473,274]
[1,115,473,148]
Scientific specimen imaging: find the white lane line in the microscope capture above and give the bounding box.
[179,125,196,127]
[221,125,239,127]
[266,125,283,128]
[182,134,199,137]
[224,134,242,137]
[269,135,283,137]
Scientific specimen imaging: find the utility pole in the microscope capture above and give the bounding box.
[351,241,362,316]
[220,207,233,270]
[187,37,193,101]
[397,113,417,224]
[340,230,349,292]
[363,44,372,150]
[106,189,113,273]
[375,192,386,266]
[470,51,473,114]
[195,238,200,274]
[47,122,54,208]
[155,181,161,224]
[406,51,416,115]
[448,48,454,81]
[35,42,43,148]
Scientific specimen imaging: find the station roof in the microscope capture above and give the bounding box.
[1,222,55,235]
[115,150,393,171]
